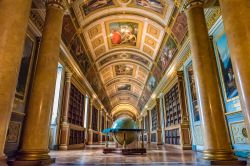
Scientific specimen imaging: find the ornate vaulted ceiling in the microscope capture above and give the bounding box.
[62,0,188,114]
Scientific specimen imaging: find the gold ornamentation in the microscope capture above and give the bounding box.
[7,121,21,143]
[30,9,44,31]
[147,24,160,39]
[88,24,102,39]
[174,0,182,8]
[242,128,248,138]
[206,8,221,30]
[91,36,104,49]
[95,46,106,58]
[145,36,156,49]
[143,45,154,56]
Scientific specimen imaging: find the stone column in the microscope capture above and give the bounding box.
[219,0,250,141]
[0,0,32,164]
[16,0,65,162]
[147,110,151,143]
[156,98,162,145]
[88,99,94,144]
[59,69,72,150]
[184,0,235,161]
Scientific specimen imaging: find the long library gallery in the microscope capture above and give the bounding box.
[0,0,250,165]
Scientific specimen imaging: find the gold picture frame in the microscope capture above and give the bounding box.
[105,19,143,49]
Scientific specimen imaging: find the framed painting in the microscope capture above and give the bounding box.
[114,64,134,76]
[157,36,177,73]
[62,15,76,45]
[172,12,188,44]
[117,84,131,91]
[186,64,200,122]
[15,34,36,101]
[70,36,90,73]
[129,0,169,17]
[214,32,238,101]
[105,20,143,48]
[147,75,157,93]
[7,121,21,143]
[82,0,114,16]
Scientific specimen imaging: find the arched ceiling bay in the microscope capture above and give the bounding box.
[65,0,184,114]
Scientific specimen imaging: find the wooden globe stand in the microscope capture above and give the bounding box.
[103,130,146,155]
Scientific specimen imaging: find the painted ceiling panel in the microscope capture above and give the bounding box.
[64,0,188,113]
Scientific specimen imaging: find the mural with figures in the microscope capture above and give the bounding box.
[115,64,134,76]
[157,36,177,73]
[62,15,76,45]
[172,13,188,44]
[215,33,238,100]
[16,35,34,100]
[117,84,131,91]
[133,0,169,15]
[82,0,114,16]
[106,21,142,48]
[62,15,111,110]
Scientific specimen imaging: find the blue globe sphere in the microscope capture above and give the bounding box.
[111,117,138,145]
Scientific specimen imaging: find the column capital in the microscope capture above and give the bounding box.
[184,0,218,9]
[65,70,73,82]
[184,0,205,9]
[46,0,66,10]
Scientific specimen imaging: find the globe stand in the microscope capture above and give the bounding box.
[103,131,146,155]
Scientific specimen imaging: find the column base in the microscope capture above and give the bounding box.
[202,150,237,161]
[157,129,162,145]
[197,159,247,165]
[0,155,7,166]
[15,150,51,161]
[8,158,55,166]
[59,145,68,150]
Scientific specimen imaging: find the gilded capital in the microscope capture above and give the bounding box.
[184,0,218,9]
[46,0,65,10]
[184,0,204,9]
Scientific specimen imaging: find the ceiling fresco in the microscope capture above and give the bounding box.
[64,0,189,115]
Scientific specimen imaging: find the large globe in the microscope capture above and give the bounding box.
[111,117,138,145]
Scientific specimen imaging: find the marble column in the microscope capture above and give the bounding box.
[59,69,72,150]
[16,0,65,162]
[219,0,250,142]
[88,99,94,144]
[185,0,235,160]
[0,0,32,164]
[156,98,162,145]
[147,110,151,143]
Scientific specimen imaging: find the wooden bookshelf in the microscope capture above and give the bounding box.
[144,115,148,131]
[165,84,181,127]
[151,133,157,142]
[164,71,191,149]
[93,132,99,143]
[69,129,85,145]
[101,115,104,131]
[92,107,98,131]
[165,129,180,145]
[68,84,85,127]
[151,107,157,131]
